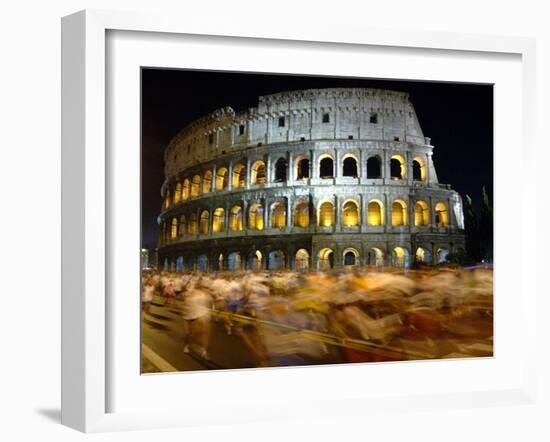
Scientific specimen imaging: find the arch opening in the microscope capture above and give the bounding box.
[251,160,267,185]
[343,248,359,267]
[412,157,426,181]
[229,205,243,231]
[199,210,210,235]
[392,199,408,226]
[191,174,201,196]
[202,170,212,193]
[319,156,334,179]
[414,201,430,226]
[215,167,229,191]
[271,202,286,229]
[318,201,334,227]
[232,163,246,188]
[274,157,287,182]
[296,157,310,179]
[248,203,265,230]
[342,156,358,178]
[212,208,225,233]
[342,200,360,226]
[368,200,384,226]
[435,202,449,227]
[294,201,309,228]
[366,156,381,178]
[228,252,242,271]
[392,247,409,268]
[295,249,309,271]
[318,248,334,271]
[390,155,406,180]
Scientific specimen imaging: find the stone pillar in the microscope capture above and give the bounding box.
[383,149,390,183]
[310,149,317,179]
[211,164,217,193]
[227,160,233,191]
[334,195,341,232]
[286,195,293,229]
[242,200,248,231]
[429,196,435,230]
[266,154,272,184]
[385,194,392,230]
[263,198,269,230]
[287,151,293,185]
[246,158,252,189]
[406,151,413,186]
[224,202,230,234]
[360,148,367,179]
[334,149,340,178]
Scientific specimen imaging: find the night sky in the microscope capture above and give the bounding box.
[141,69,493,249]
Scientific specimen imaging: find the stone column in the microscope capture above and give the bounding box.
[383,149,390,183]
[334,149,340,179]
[310,149,317,179]
[227,160,233,191]
[359,148,367,180]
[406,151,413,186]
[334,195,340,232]
[224,202,230,235]
[242,200,248,231]
[246,158,252,189]
[263,198,270,231]
[286,195,293,229]
[385,194,392,231]
[211,164,217,193]
[266,154,272,184]
[287,151,293,185]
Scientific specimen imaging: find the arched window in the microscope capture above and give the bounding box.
[296,157,310,179]
[415,247,431,265]
[412,157,426,181]
[268,250,285,270]
[197,254,209,272]
[164,191,171,209]
[229,205,243,231]
[178,215,186,238]
[366,156,381,179]
[231,252,245,271]
[174,182,182,204]
[248,203,264,230]
[368,248,384,268]
[414,201,430,226]
[390,155,406,180]
[319,248,334,271]
[232,163,246,188]
[199,210,210,234]
[294,201,309,228]
[368,200,384,226]
[435,202,449,227]
[182,178,190,200]
[188,213,198,235]
[170,217,178,240]
[202,170,213,194]
[343,249,359,266]
[392,199,408,226]
[271,202,286,229]
[217,254,224,271]
[191,174,201,196]
[318,201,334,227]
[392,247,409,268]
[247,250,263,271]
[251,160,267,185]
[212,208,225,233]
[274,158,287,182]
[216,167,228,191]
[342,156,358,177]
[342,200,360,226]
[295,249,309,271]
[436,248,449,263]
[319,155,334,179]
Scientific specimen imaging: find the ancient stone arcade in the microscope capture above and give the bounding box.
[156,88,465,272]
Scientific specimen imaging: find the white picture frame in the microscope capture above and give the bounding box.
[61,9,538,433]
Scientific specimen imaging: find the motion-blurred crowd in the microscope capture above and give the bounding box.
[142,267,493,367]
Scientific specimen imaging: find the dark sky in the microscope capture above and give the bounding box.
[141,69,493,249]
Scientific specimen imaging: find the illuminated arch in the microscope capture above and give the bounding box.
[178,215,186,238]
[212,208,225,233]
[295,249,310,271]
[215,167,229,191]
[392,246,409,268]
[197,254,209,272]
[390,154,406,180]
[191,174,201,197]
[164,190,171,209]
[392,199,408,226]
[202,170,213,194]
[296,156,310,179]
[415,247,432,265]
[319,154,334,179]
[232,163,246,188]
[187,213,198,235]
[342,199,360,226]
[228,252,242,271]
[366,155,382,178]
[271,202,286,229]
[318,248,334,271]
[182,178,190,200]
[199,210,210,235]
[229,205,243,231]
[367,199,384,226]
[435,202,449,227]
[251,160,267,185]
[342,154,359,177]
[174,182,182,204]
[412,156,426,181]
[248,203,264,230]
[414,200,430,226]
[368,247,384,267]
[343,248,359,266]
[247,250,263,271]
[170,217,178,240]
[436,247,449,264]
[294,201,310,227]
[268,250,286,270]
[318,201,335,227]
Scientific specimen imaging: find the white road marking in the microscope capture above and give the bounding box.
[141,343,178,372]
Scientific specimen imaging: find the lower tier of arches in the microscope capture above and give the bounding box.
[157,233,465,272]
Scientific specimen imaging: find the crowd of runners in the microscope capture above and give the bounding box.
[141,267,493,367]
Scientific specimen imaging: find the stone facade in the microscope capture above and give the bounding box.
[157,88,465,272]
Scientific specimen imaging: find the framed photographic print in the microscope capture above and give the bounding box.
[61,9,538,433]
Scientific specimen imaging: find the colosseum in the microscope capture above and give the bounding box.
[157,88,465,272]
